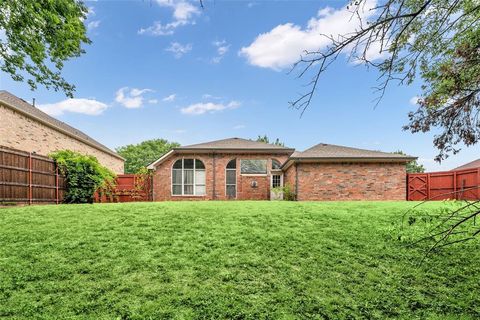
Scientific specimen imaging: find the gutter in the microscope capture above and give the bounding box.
[280,156,418,170]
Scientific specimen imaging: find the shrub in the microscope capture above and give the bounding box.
[272,183,297,201]
[50,150,116,204]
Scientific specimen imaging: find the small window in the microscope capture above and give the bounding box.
[226,159,236,169]
[226,159,237,198]
[241,159,267,174]
[272,159,281,169]
[272,175,281,188]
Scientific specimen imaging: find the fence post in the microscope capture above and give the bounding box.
[28,152,32,205]
[453,171,457,200]
[427,173,431,200]
[478,168,480,200]
[55,165,59,204]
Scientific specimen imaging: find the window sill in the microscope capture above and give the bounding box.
[240,173,268,176]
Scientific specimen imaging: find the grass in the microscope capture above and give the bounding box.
[0,201,479,319]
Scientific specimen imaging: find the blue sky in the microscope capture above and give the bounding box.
[1,0,478,171]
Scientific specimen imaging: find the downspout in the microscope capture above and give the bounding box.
[295,162,299,201]
[212,151,216,200]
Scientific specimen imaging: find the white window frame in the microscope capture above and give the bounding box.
[225,159,237,198]
[240,159,268,175]
[171,158,206,196]
[271,174,282,189]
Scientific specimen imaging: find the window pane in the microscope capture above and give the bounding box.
[272,175,281,188]
[184,159,194,169]
[227,159,236,169]
[195,170,205,185]
[226,185,236,198]
[195,159,205,169]
[241,159,267,174]
[172,185,182,195]
[172,169,182,184]
[195,185,206,196]
[184,185,194,195]
[272,159,281,169]
[173,159,183,169]
[184,169,194,184]
[226,170,236,185]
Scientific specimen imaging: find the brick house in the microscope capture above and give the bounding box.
[148,138,415,201]
[0,91,124,173]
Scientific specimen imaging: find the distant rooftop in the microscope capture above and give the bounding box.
[453,159,480,171]
[290,143,416,160]
[177,137,295,152]
[0,90,123,160]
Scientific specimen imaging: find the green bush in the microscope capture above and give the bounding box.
[271,183,297,201]
[50,150,116,204]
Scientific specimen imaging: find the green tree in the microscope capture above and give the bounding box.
[116,139,180,174]
[0,0,90,97]
[290,0,480,161]
[256,134,285,146]
[393,151,425,173]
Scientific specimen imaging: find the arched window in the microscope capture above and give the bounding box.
[226,159,236,198]
[272,159,281,169]
[172,159,206,196]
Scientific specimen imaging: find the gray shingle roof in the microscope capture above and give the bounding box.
[177,137,294,152]
[453,159,480,171]
[0,90,123,160]
[291,143,415,160]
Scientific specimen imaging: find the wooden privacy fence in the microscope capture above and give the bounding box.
[0,146,65,204]
[407,167,480,201]
[95,174,152,203]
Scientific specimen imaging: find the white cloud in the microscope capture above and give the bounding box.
[87,20,101,30]
[115,87,153,109]
[202,94,221,100]
[138,0,200,36]
[239,0,386,70]
[148,99,159,104]
[38,99,108,116]
[162,94,177,102]
[166,42,192,58]
[87,6,95,18]
[233,124,246,129]
[181,100,241,115]
[211,40,230,63]
[410,96,420,105]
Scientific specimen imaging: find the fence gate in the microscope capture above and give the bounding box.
[407,174,428,201]
[407,168,480,201]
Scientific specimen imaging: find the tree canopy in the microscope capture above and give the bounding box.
[393,150,425,173]
[116,139,180,174]
[256,135,285,147]
[291,0,480,161]
[0,0,90,97]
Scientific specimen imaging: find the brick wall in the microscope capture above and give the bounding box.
[152,153,289,201]
[293,162,406,201]
[0,104,124,173]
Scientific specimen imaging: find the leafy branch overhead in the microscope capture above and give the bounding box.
[291,0,480,161]
[0,0,90,97]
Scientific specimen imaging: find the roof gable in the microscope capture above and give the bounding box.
[0,91,123,160]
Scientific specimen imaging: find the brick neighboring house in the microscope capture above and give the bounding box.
[0,91,124,173]
[148,137,415,201]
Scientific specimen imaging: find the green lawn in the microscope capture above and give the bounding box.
[0,201,479,319]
